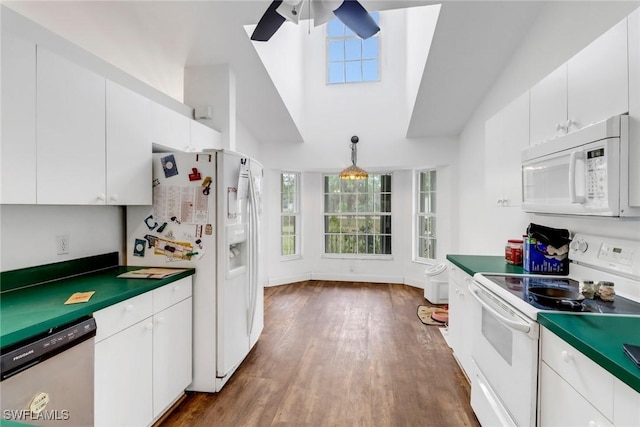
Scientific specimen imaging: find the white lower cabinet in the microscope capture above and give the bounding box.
[447,262,475,380]
[539,326,640,427]
[94,277,193,427]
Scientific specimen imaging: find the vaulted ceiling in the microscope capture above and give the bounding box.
[4,1,544,142]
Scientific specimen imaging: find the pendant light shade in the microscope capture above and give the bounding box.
[339,136,368,180]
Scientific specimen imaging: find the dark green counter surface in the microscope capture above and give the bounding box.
[539,313,640,393]
[0,266,195,349]
[446,254,525,276]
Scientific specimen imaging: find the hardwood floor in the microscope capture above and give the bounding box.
[160,281,480,427]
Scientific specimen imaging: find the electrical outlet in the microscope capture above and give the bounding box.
[57,235,69,255]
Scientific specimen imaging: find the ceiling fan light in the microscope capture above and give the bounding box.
[276,0,304,24]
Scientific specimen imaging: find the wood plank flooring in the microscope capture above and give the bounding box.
[160,281,480,427]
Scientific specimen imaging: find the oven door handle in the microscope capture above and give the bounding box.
[469,281,531,334]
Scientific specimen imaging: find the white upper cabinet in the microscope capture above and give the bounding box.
[190,120,222,152]
[568,18,629,131]
[485,91,529,207]
[628,8,640,208]
[1,33,37,204]
[529,64,568,145]
[37,47,106,205]
[151,101,191,152]
[529,17,629,146]
[106,80,152,205]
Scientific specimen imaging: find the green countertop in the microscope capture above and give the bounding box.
[539,313,640,393]
[0,265,195,349]
[446,254,525,276]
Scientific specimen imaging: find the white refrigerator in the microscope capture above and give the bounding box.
[126,150,264,392]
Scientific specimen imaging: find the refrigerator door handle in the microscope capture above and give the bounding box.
[247,170,259,337]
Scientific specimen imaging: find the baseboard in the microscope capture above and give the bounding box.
[310,272,404,284]
[266,273,312,287]
[403,276,425,289]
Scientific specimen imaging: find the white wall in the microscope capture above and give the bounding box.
[0,205,124,271]
[458,1,640,256]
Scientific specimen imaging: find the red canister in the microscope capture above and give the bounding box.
[505,239,523,265]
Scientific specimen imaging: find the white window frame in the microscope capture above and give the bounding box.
[322,172,392,259]
[415,169,437,263]
[280,171,301,260]
[326,12,380,85]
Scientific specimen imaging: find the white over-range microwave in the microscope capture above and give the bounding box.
[521,115,640,216]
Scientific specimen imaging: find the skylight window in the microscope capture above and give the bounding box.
[327,12,380,84]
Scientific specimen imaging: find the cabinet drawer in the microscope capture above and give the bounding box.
[614,378,640,427]
[94,292,153,343]
[153,277,192,313]
[541,327,614,419]
[448,262,466,284]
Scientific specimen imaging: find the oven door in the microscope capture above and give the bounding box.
[468,280,540,427]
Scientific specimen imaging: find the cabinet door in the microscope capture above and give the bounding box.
[95,319,153,427]
[152,298,193,419]
[539,362,614,427]
[529,64,568,145]
[485,91,529,207]
[630,8,640,209]
[37,48,106,204]
[568,18,628,132]
[447,263,474,379]
[106,80,152,205]
[150,102,190,152]
[1,33,36,204]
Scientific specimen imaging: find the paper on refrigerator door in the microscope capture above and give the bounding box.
[237,159,250,200]
[153,184,209,224]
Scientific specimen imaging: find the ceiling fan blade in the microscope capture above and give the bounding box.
[333,0,380,39]
[251,0,287,41]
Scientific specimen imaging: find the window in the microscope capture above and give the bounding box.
[323,173,391,256]
[281,172,301,258]
[416,169,437,261]
[327,12,380,84]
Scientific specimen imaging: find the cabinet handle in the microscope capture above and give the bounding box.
[561,350,573,363]
[109,194,119,202]
[566,119,575,130]
[125,304,134,313]
[155,317,166,325]
[173,285,180,292]
[588,421,597,427]
[145,322,154,330]
[556,123,566,132]
[97,193,106,202]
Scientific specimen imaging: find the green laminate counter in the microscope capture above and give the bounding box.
[0,266,195,349]
[446,254,526,276]
[539,313,640,393]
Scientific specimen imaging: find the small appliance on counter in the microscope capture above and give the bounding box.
[523,223,571,275]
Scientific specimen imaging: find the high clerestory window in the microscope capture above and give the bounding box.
[327,12,380,84]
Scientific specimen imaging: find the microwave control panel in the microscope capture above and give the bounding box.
[585,147,606,203]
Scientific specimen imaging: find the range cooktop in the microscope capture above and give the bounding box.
[485,275,640,315]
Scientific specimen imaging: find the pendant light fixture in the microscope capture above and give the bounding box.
[339,135,368,180]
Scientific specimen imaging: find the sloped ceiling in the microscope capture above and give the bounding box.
[3,1,543,142]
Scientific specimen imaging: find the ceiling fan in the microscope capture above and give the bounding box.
[251,0,380,42]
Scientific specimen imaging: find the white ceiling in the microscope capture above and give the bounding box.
[4,1,544,142]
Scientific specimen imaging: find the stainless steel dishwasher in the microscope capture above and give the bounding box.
[1,316,97,426]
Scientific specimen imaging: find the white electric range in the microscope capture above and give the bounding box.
[468,233,640,427]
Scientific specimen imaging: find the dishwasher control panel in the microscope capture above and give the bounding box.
[1,317,96,380]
